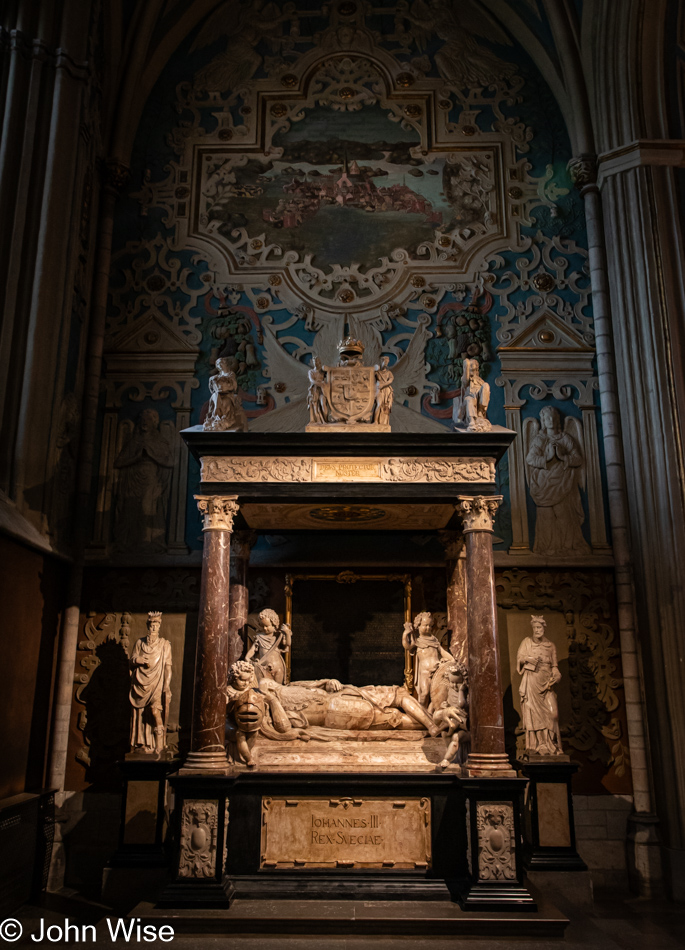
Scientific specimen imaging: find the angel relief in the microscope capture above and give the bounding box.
[523,406,591,557]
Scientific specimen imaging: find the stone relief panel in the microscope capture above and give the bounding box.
[476,802,516,881]
[178,800,219,878]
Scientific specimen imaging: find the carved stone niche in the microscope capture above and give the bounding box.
[90,311,199,558]
[495,311,609,559]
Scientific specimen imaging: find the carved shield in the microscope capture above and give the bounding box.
[324,366,376,423]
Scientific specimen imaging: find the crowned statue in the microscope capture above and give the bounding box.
[129,611,173,755]
[305,337,394,432]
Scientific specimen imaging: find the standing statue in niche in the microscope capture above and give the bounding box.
[204,358,248,431]
[129,611,173,755]
[452,358,491,432]
[374,356,394,427]
[516,615,564,758]
[402,611,453,708]
[307,356,327,425]
[113,409,174,552]
[524,406,591,556]
[245,608,292,685]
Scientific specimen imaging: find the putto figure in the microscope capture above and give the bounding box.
[129,611,173,755]
[452,358,491,432]
[203,357,248,432]
[431,662,470,769]
[305,338,394,431]
[402,611,453,708]
[516,615,564,757]
[245,608,292,685]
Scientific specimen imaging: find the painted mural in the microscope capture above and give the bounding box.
[97,0,608,564]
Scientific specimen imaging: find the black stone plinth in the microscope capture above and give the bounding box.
[459,776,537,912]
[517,759,588,872]
[160,770,465,908]
[109,756,181,870]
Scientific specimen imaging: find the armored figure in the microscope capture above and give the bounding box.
[516,615,564,757]
[129,611,172,754]
[225,660,441,767]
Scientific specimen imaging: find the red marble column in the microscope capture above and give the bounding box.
[228,530,256,670]
[439,530,468,664]
[456,495,514,777]
[184,495,239,771]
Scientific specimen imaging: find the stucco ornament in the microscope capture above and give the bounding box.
[516,614,564,757]
[524,405,590,556]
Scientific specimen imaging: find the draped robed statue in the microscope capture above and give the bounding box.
[516,614,564,757]
[129,611,173,755]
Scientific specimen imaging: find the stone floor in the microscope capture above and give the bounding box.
[9,890,685,948]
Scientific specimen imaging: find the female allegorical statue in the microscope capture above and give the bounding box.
[516,614,564,757]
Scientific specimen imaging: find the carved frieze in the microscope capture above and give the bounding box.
[201,456,496,484]
[476,802,516,881]
[178,799,219,879]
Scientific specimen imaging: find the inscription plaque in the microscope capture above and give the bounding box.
[260,796,431,869]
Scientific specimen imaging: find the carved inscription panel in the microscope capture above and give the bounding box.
[260,797,431,870]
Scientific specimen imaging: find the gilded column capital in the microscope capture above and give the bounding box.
[456,495,503,534]
[195,495,239,532]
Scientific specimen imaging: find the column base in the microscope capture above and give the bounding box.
[465,753,516,778]
[181,750,230,772]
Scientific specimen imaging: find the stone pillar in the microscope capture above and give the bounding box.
[185,495,239,771]
[439,530,468,664]
[456,495,514,778]
[228,530,257,670]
